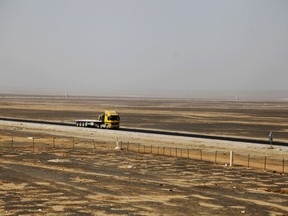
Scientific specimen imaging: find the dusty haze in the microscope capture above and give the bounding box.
[0,0,288,97]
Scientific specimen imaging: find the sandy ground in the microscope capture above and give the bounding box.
[1,120,287,159]
[0,96,287,215]
[1,96,287,141]
[0,121,288,215]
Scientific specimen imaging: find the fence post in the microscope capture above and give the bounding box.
[157,146,159,155]
[72,138,75,149]
[93,140,96,149]
[215,150,218,164]
[120,141,122,149]
[282,158,285,174]
[11,137,14,149]
[151,145,153,154]
[248,154,250,168]
[144,145,146,153]
[127,141,129,151]
[230,151,234,167]
[188,149,190,159]
[200,150,202,161]
[138,143,140,153]
[170,147,171,157]
[264,156,267,170]
[180,149,183,157]
[53,137,55,148]
[32,137,35,151]
[176,148,178,157]
[163,147,165,156]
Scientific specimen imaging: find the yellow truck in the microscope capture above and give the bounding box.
[75,111,120,129]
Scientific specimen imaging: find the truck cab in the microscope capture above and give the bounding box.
[98,111,120,129]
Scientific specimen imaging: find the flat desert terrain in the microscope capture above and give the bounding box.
[0,95,287,141]
[0,95,287,215]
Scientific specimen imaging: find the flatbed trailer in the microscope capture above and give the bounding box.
[75,119,103,128]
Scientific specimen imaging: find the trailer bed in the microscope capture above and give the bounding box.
[75,119,102,127]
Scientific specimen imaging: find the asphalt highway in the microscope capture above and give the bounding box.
[0,117,287,147]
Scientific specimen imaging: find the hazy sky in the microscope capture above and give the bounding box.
[0,0,288,95]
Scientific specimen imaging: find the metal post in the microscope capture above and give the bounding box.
[188,149,190,159]
[32,137,35,151]
[157,146,159,155]
[72,138,75,149]
[264,156,267,170]
[138,143,140,153]
[200,150,202,161]
[176,148,178,157]
[151,145,152,154]
[163,147,165,156]
[282,158,285,174]
[229,151,233,167]
[120,141,122,149]
[180,149,182,158]
[170,147,171,157]
[11,137,14,149]
[215,150,218,164]
[127,141,129,151]
[53,137,55,148]
[248,153,250,168]
[144,145,145,153]
[93,140,96,149]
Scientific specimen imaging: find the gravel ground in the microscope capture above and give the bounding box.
[1,120,287,159]
[0,97,288,215]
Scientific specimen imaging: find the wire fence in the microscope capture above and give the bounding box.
[120,141,286,174]
[0,136,102,151]
[0,136,286,174]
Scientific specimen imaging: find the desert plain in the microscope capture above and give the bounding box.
[0,95,287,215]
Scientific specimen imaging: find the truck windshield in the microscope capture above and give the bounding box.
[109,115,119,121]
